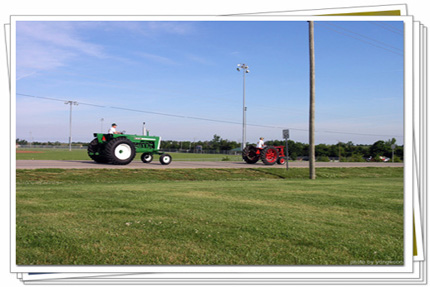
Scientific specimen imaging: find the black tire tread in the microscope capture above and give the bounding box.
[87,138,109,163]
[141,153,153,163]
[242,145,259,164]
[159,153,172,165]
[104,137,136,165]
[260,146,278,165]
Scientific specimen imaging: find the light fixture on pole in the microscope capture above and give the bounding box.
[237,63,250,150]
[65,101,78,151]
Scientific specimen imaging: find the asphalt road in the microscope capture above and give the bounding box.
[15,160,404,169]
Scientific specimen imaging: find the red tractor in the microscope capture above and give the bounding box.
[242,145,286,165]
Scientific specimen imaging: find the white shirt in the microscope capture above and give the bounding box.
[108,127,117,134]
[257,139,264,148]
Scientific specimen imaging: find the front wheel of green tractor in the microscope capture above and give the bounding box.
[261,146,279,165]
[104,137,136,165]
[87,138,109,163]
[159,153,172,165]
[141,153,153,163]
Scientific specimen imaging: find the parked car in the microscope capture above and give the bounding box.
[366,156,390,162]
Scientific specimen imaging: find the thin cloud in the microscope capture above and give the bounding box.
[185,53,214,65]
[16,71,38,81]
[100,21,196,36]
[16,41,75,78]
[16,21,106,78]
[145,21,196,35]
[17,22,106,58]
[135,52,177,65]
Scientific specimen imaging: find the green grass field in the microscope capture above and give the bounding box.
[16,167,403,265]
[16,148,242,161]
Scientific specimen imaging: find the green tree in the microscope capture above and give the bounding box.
[315,144,329,157]
[16,138,28,145]
[369,140,389,157]
[344,141,355,157]
[348,153,365,162]
[317,155,330,162]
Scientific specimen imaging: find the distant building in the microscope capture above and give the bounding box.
[230,147,242,155]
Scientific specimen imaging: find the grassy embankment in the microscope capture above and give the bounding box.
[16,167,403,265]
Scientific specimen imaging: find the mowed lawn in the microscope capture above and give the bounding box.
[16,167,403,265]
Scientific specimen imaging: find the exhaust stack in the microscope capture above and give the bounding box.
[143,122,147,136]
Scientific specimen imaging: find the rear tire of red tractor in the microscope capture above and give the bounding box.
[104,137,136,165]
[242,145,259,164]
[87,138,109,163]
[141,153,153,163]
[261,146,279,165]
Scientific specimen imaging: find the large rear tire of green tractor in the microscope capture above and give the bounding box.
[104,137,136,165]
[242,145,259,164]
[261,146,278,165]
[87,138,109,163]
[159,153,172,165]
[141,153,153,163]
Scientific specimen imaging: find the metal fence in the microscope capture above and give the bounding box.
[160,148,241,155]
[17,145,86,150]
[16,145,241,154]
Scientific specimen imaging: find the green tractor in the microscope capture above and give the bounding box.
[87,127,172,165]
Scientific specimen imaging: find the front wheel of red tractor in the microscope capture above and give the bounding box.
[261,146,279,165]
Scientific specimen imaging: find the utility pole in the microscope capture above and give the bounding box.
[391,144,396,163]
[237,63,250,150]
[309,21,316,180]
[65,101,78,151]
[283,129,290,170]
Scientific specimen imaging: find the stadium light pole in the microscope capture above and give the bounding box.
[65,101,78,151]
[237,63,250,150]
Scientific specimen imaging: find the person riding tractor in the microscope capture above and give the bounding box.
[242,137,286,165]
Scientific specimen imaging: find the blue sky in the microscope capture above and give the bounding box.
[15,20,404,145]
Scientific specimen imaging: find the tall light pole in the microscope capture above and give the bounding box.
[337,140,342,162]
[65,101,78,151]
[237,63,250,150]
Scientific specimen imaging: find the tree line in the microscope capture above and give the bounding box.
[265,138,402,162]
[16,135,403,161]
[160,135,403,161]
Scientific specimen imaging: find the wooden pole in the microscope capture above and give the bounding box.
[309,21,316,179]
